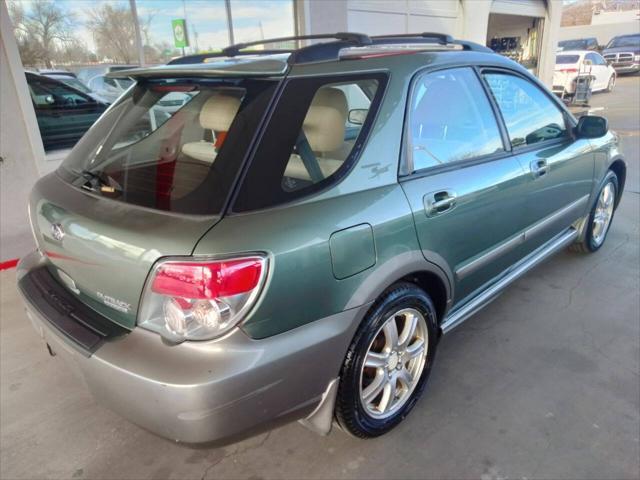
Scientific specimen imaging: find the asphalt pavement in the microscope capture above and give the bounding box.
[1,75,638,480]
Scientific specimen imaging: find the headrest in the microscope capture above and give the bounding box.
[199,92,241,131]
[303,87,347,153]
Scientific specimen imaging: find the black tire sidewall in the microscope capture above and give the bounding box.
[336,283,439,437]
[585,172,618,252]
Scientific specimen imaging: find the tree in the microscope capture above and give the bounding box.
[86,4,138,64]
[9,0,76,67]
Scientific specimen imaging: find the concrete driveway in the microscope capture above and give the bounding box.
[1,76,638,480]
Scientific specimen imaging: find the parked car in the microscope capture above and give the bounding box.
[18,33,626,444]
[77,66,137,104]
[558,37,600,51]
[602,33,640,74]
[38,69,109,104]
[553,50,617,98]
[25,72,108,151]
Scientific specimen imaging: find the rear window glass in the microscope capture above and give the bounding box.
[58,78,279,215]
[233,74,386,212]
[556,55,580,64]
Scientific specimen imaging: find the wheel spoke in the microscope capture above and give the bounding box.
[383,319,399,350]
[398,312,418,350]
[405,338,425,359]
[379,376,396,413]
[364,351,387,369]
[397,368,413,390]
[362,369,386,403]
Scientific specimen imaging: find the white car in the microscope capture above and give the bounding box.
[553,50,616,98]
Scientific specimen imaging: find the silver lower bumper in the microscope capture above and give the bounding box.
[19,254,366,444]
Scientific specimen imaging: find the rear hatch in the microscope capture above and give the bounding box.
[29,70,282,329]
[29,174,218,329]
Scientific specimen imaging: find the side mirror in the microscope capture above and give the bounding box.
[576,115,608,138]
[348,108,368,125]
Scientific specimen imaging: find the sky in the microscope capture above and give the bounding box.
[17,0,296,53]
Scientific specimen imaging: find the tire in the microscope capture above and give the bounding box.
[570,171,618,253]
[606,75,616,92]
[335,282,439,438]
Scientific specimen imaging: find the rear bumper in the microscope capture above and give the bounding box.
[17,251,365,443]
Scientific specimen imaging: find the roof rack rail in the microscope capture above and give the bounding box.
[166,31,492,66]
[371,32,493,53]
[222,32,372,56]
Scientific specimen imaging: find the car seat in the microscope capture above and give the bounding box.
[284,87,348,181]
[181,92,241,163]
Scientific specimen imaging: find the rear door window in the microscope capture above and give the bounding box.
[58,78,279,215]
[233,74,387,212]
[484,73,568,148]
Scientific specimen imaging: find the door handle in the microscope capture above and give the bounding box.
[424,190,457,217]
[530,159,549,178]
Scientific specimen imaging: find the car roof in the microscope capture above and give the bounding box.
[557,50,588,56]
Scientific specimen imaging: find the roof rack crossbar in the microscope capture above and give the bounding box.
[167,49,293,65]
[222,32,372,57]
[371,32,492,53]
[372,32,454,44]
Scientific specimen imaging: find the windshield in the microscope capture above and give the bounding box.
[607,35,640,48]
[57,77,92,94]
[115,77,134,89]
[559,39,587,50]
[58,77,279,215]
[556,55,580,64]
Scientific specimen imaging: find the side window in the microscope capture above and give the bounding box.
[484,73,568,148]
[28,77,93,108]
[408,67,505,171]
[233,74,386,212]
[585,53,598,64]
[594,54,607,65]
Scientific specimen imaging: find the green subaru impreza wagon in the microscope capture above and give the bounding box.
[18,32,626,443]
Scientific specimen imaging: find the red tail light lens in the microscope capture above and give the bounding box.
[139,256,267,342]
[151,259,263,299]
[559,68,578,73]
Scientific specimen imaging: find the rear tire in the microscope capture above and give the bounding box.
[570,171,618,253]
[335,283,439,438]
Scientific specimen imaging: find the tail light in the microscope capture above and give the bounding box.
[558,68,578,73]
[138,255,267,342]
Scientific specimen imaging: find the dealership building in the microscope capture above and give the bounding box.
[0,0,561,264]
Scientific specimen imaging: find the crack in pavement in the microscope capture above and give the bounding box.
[200,430,272,480]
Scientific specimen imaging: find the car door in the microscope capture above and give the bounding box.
[400,67,531,305]
[585,53,608,90]
[482,70,594,251]
[28,75,106,151]
[593,53,613,89]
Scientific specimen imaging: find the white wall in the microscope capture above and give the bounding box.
[0,1,42,261]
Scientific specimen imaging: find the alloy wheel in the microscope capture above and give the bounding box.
[359,308,428,419]
[592,182,615,247]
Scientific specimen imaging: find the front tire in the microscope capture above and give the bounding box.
[570,171,618,253]
[606,75,616,92]
[335,283,439,438]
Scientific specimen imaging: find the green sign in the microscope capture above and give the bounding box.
[172,19,189,48]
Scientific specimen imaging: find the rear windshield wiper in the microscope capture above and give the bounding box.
[74,169,119,193]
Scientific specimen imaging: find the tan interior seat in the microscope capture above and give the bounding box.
[284,87,348,181]
[181,92,241,163]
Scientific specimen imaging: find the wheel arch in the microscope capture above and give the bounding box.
[609,158,626,207]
